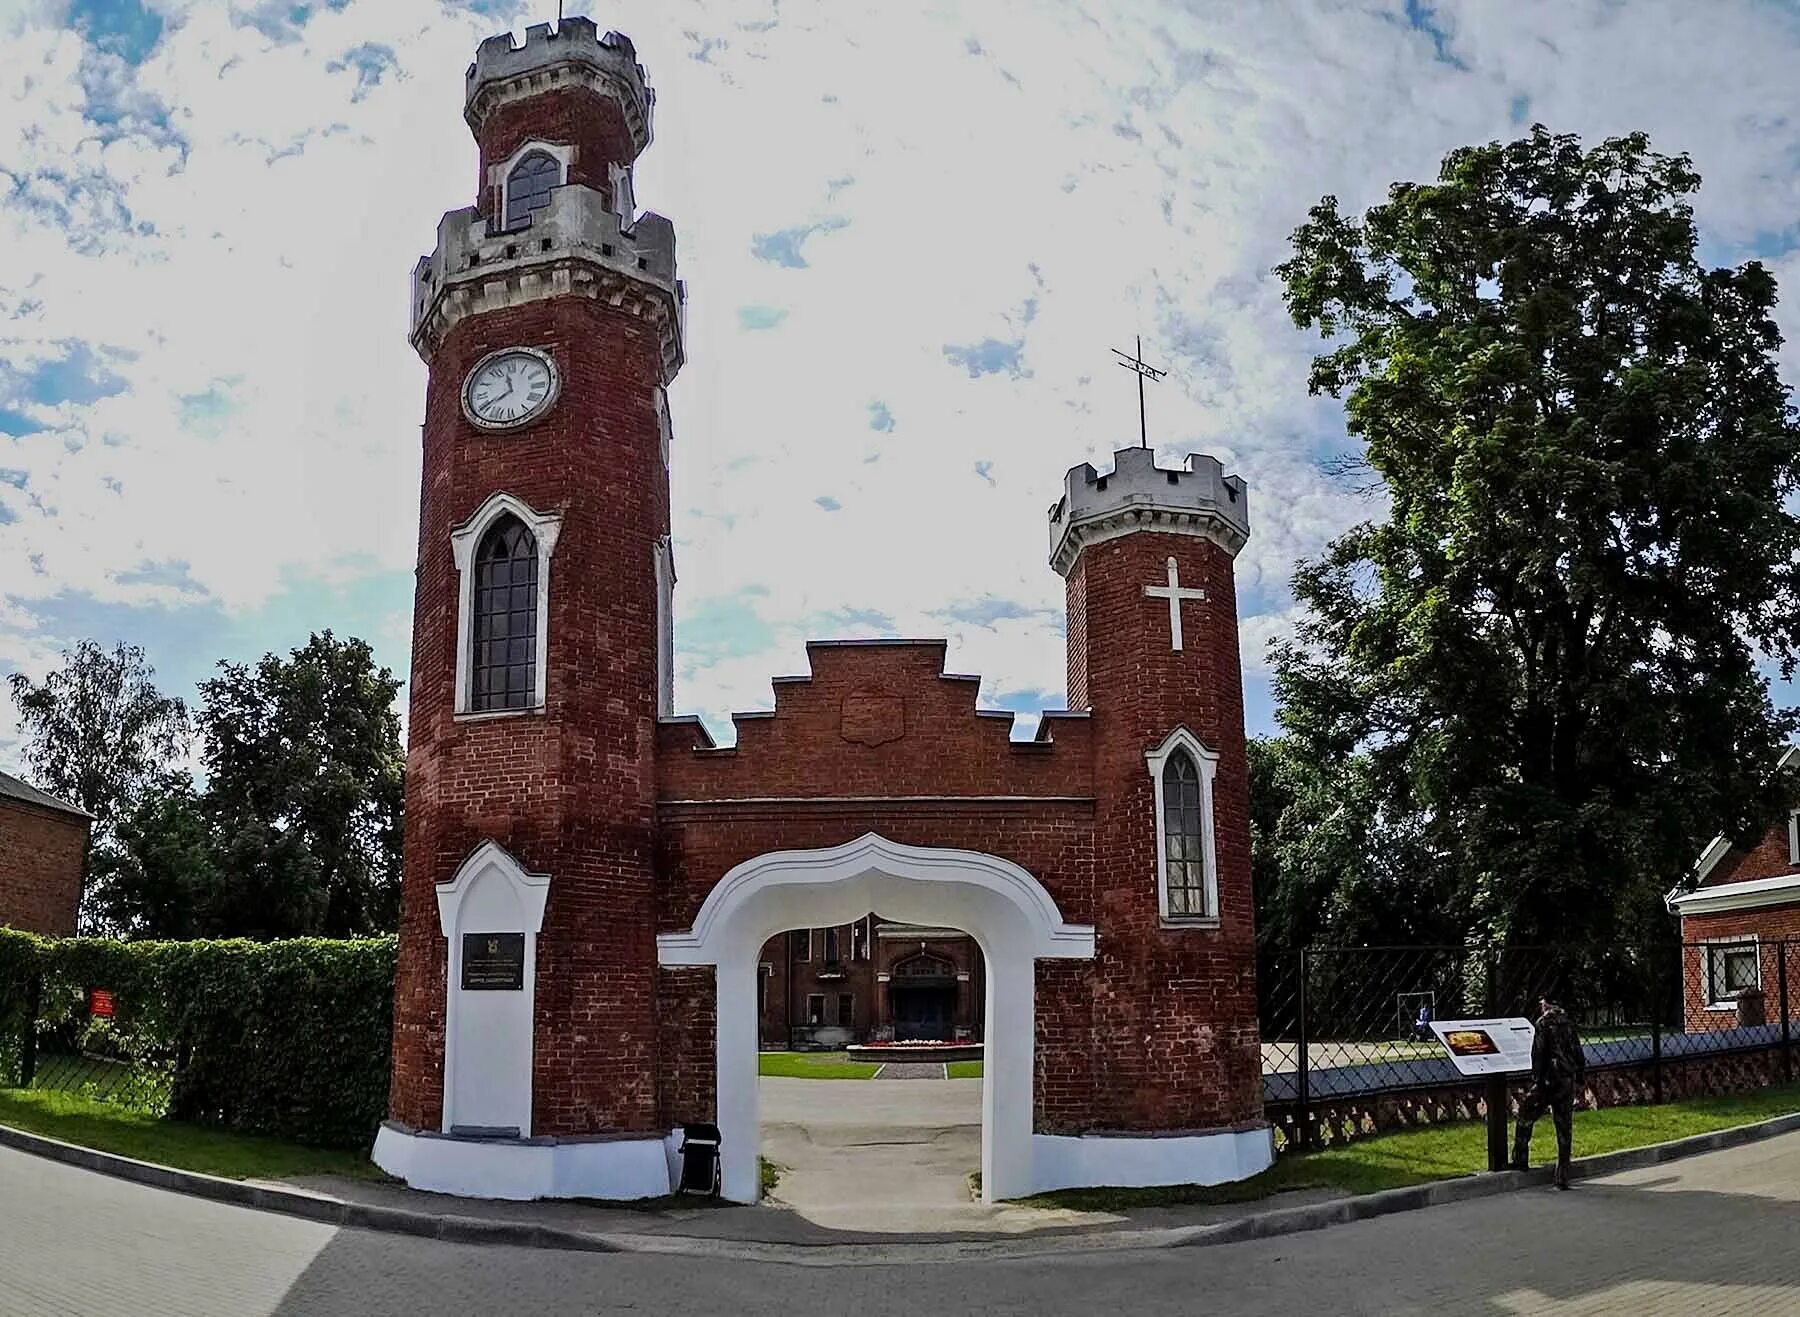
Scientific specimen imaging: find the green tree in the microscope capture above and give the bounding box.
[197,632,404,937]
[1273,127,1800,947]
[7,640,190,836]
[86,774,225,939]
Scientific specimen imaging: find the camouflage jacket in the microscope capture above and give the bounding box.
[1532,1005,1585,1086]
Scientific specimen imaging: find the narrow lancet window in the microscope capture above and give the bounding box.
[472,514,538,711]
[1162,750,1208,917]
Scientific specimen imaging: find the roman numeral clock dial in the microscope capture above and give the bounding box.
[461,347,560,431]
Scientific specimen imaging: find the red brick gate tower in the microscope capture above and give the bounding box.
[1048,448,1264,1137]
[385,19,682,1165]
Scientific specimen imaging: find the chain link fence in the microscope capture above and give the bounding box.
[1262,939,1799,1153]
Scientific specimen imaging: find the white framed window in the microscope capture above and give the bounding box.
[451,492,562,718]
[655,386,672,469]
[851,918,869,961]
[806,994,825,1026]
[489,140,575,232]
[1146,725,1220,924]
[758,962,773,1015]
[1703,938,1761,1010]
[837,993,854,1028]
[791,928,811,962]
[1788,811,1798,866]
[823,927,842,964]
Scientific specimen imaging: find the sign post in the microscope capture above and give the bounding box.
[1427,1017,1535,1172]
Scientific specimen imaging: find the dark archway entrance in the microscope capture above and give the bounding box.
[890,953,958,1041]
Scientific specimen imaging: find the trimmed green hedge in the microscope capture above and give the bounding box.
[0,930,395,1149]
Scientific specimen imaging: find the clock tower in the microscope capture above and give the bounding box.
[386,18,683,1150]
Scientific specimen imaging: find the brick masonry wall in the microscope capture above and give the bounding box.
[1062,530,1264,1134]
[657,642,1092,800]
[474,87,637,224]
[390,286,669,1137]
[1678,908,1800,1032]
[0,799,87,936]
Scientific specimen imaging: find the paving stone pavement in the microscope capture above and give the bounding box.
[6,1130,1800,1314]
[872,1061,948,1080]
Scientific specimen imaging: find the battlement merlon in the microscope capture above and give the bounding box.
[465,18,654,155]
[1047,446,1250,577]
[409,185,684,374]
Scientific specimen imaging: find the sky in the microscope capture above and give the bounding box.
[3,0,1800,769]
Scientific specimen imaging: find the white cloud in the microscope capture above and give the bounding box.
[3,0,1799,764]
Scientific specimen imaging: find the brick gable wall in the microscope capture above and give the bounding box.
[0,798,87,936]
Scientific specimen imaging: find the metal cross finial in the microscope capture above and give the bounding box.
[1112,335,1166,449]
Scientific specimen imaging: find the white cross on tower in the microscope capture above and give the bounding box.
[1143,556,1207,651]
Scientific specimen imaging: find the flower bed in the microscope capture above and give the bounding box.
[845,1041,984,1065]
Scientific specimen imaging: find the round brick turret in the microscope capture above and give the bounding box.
[389,18,677,1143]
[464,18,653,225]
[1047,446,1264,1136]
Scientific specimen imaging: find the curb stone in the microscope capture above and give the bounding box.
[2,1109,1798,1266]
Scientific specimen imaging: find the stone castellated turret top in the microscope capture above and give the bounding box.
[1048,446,1250,577]
[465,17,654,154]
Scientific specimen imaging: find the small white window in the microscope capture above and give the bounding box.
[823,927,842,964]
[790,929,811,962]
[1788,811,1798,866]
[1705,941,1760,1008]
[1146,726,1220,924]
[806,994,825,1026]
[489,140,575,233]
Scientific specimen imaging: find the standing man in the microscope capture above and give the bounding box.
[1512,994,1585,1188]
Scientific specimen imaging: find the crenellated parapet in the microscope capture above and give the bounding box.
[409,185,684,374]
[465,18,654,154]
[1048,447,1250,577]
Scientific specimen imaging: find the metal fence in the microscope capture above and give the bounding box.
[3,981,173,1116]
[1261,939,1800,1153]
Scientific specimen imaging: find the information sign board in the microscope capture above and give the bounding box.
[1428,1017,1536,1077]
[461,933,526,991]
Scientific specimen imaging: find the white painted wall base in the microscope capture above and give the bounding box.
[1030,1125,1274,1195]
[372,1123,677,1202]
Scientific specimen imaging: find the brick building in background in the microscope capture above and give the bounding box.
[758,915,985,1048]
[1669,744,1800,1031]
[377,17,1269,1208]
[0,770,90,937]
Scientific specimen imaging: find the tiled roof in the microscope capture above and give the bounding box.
[0,769,89,819]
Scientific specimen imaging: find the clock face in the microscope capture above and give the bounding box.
[462,348,558,430]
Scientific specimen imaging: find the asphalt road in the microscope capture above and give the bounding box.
[5,1132,1800,1315]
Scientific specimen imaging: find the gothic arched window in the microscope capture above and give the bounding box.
[471,514,538,712]
[504,151,562,229]
[1161,751,1208,917]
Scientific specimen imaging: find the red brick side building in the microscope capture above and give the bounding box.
[757,916,985,1048]
[0,770,90,937]
[1669,745,1800,1032]
[376,18,1270,1206]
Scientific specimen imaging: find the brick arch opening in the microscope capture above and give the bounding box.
[657,833,1096,1203]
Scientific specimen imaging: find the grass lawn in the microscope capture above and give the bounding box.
[946,1060,984,1079]
[0,1088,385,1182]
[757,1051,880,1080]
[1017,1083,1800,1212]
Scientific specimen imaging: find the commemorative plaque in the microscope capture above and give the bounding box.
[461,933,526,990]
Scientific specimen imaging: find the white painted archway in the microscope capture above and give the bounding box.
[656,833,1096,1204]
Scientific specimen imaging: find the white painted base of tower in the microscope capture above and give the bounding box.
[1030,1125,1274,1196]
[371,1123,677,1202]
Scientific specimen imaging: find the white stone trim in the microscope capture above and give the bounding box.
[1031,1125,1273,1195]
[610,161,636,226]
[1668,871,1800,916]
[655,386,672,468]
[372,1124,675,1202]
[656,833,1095,1204]
[655,535,675,718]
[1147,726,1220,925]
[450,492,563,717]
[1789,812,1799,867]
[488,139,575,230]
[435,842,551,1138]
